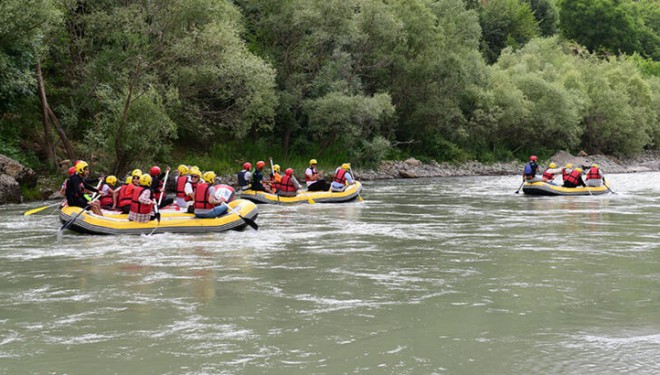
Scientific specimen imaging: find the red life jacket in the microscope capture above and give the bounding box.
[279,175,297,192]
[565,169,582,185]
[99,184,113,207]
[118,184,134,207]
[305,167,317,182]
[130,186,153,214]
[586,167,601,180]
[562,168,572,182]
[193,183,214,210]
[542,169,554,180]
[333,168,347,184]
[176,176,191,200]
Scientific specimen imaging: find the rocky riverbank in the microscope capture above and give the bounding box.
[0,155,37,204]
[355,150,660,180]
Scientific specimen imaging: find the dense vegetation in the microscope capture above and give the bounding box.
[1,0,659,175]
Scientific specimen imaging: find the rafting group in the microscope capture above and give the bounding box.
[56,158,363,234]
[519,155,614,196]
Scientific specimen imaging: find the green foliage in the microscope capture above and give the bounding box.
[83,85,178,174]
[558,0,660,60]
[525,0,559,36]
[479,0,540,64]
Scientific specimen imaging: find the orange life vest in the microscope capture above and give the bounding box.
[333,168,347,184]
[193,183,214,210]
[279,175,297,192]
[586,167,601,180]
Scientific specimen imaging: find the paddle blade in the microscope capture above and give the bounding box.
[307,196,316,204]
[23,205,50,216]
[242,215,259,230]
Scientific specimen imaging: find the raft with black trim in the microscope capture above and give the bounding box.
[522,181,610,196]
[59,199,258,235]
[240,181,362,204]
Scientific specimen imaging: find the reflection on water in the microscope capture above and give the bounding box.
[1,172,660,374]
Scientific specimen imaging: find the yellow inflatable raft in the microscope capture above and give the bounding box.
[522,181,611,196]
[239,181,362,204]
[59,199,258,235]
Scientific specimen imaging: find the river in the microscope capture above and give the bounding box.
[1,173,659,374]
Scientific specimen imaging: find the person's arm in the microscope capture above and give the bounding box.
[82,178,100,193]
[184,182,194,198]
[207,186,220,205]
[138,189,154,205]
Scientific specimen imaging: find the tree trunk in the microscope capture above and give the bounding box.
[36,58,55,167]
[113,59,142,174]
[36,56,77,163]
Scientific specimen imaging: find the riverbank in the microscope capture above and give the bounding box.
[354,150,660,180]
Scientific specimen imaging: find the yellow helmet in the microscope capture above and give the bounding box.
[177,164,188,175]
[341,163,351,170]
[549,163,556,169]
[125,176,133,184]
[139,174,152,187]
[131,169,143,177]
[309,159,318,165]
[203,171,216,184]
[106,175,117,186]
[592,163,599,169]
[273,164,281,173]
[565,163,573,169]
[189,166,202,178]
[75,160,89,174]
[575,167,583,173]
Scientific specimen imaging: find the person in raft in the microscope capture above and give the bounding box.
[563,167,586,188]
[277,168,302,197]
[65,160,103,216]
[193,171,236,218]
[585,164,605,187]
[60,166,77,196]
[99,175,118,209]
[237,162,252,191]
[523,155,542,182]
[330,163,355,193]
[561,163,573,184]
[541,163,562,184]
[128,174,156,223]
[305,159,330,191]
[118,169,143,214]
[250,161,273,193]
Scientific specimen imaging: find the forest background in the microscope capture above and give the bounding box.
[1,0,660,180]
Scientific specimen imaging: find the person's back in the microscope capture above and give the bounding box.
[331,163,354,192]
[523,155,542,182]
[563,168,585,188]
[585,164,603,187]
[237,162,252,191]
[278,168,299,197]
[562,163,573,183]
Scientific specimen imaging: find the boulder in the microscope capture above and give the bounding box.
[0,154,37,188]
[404,157,423,168]
[0,174,21,204]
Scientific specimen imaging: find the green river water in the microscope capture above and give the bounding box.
[1,173,659,374]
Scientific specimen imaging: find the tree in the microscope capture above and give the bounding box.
[480,0,540,64]
[558,0,643,57]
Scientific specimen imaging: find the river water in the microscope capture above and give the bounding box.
[1,173,659,374]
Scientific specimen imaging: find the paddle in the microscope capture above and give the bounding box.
[514,180,525,194]
[58,177,104,233]
[603,177,617,194]
[23,201,62,216]
[221,201,258,230]
[269,156,280,204]
[348,167,363,202]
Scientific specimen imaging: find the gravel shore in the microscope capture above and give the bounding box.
[354,151,660,181]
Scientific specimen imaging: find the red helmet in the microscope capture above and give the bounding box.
[149,166,161,176]
[285,168,293,176]
[243,162,252,170]
[529,155,538,161]
[256,160,265,169]
[67,166,76,176]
